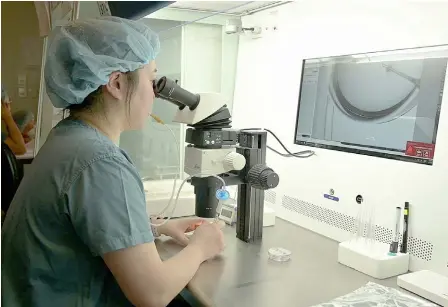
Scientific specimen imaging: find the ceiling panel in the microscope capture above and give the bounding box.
[168,1,278,15]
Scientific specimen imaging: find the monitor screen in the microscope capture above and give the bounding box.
[294,46,448,165]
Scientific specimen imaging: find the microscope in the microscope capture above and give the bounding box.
[154,77,279,243]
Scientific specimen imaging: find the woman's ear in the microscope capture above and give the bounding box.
[104,71,127,101]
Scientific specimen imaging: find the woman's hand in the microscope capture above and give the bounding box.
[156,217,208,246]
[189,221,225,261]
[23,134,33,144]
[1,102,11,120]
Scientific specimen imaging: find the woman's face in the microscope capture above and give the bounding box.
[128,61,157,130]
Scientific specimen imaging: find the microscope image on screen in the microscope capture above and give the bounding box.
[295,46,448,165]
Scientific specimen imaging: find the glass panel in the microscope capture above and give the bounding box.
[117,3,242,218]
[119,7,240,182]
[1,2,46,160]
[119,19,183,180]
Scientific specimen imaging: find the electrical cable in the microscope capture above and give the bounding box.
[147,114,179,223]
[267,145,314,158]
[240,128,315,158]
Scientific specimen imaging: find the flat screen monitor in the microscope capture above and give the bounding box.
[294,46,448,165]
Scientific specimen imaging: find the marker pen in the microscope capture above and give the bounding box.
[400,202,410,253]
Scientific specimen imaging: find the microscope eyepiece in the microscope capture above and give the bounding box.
[154,77,200,110]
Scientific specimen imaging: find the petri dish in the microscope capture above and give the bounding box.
[268,247,292,262]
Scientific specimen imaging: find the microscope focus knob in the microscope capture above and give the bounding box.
[223,152,246,172]
[247,164,279,190]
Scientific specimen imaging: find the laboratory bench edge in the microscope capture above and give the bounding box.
[155,218,403,307]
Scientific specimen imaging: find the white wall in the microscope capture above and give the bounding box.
[1,1,44,156]
[183,22,239,113]
[183,23,223,93]
[77,1,101,19]
[1,2,43,115]
[232,0,448,274]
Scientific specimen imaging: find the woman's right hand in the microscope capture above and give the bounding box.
[188,221,225,262]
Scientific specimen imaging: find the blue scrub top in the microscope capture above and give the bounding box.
[1,118,154,306]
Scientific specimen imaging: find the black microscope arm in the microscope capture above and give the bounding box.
[153,76,279,243]
[190,129,279,242]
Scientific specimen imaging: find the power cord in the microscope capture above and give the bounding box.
[240,128,315,158]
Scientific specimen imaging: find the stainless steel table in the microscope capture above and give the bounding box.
[155,219,398,307]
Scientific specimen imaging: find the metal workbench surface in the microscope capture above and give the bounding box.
[155,218,399,307]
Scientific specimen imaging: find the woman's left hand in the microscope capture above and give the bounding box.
[157,217,208,246]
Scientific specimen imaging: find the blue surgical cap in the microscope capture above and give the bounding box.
[45,16,160,109]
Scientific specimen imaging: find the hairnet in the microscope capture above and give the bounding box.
[45,16,160,109]
[12,110,35,132]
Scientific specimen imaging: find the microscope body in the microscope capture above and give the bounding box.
[154,78,279,243]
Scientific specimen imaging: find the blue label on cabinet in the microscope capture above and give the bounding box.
[324,194,339,202]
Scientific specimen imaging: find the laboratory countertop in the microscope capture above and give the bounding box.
[16,142,35,163]
[155,218,399,307]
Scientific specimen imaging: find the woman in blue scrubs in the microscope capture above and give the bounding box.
[2,16,225,307]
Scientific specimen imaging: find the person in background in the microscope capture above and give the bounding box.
[12,110,35,144]
[1,86,26,155]
[1,16,225,307]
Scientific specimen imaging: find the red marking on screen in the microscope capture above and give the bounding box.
[405,142,435,159]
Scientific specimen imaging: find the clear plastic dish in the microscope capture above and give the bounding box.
[268,247,292,262]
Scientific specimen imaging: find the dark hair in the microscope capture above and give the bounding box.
[66,71,140,119]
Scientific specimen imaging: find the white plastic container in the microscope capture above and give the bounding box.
[338,238,410,279]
